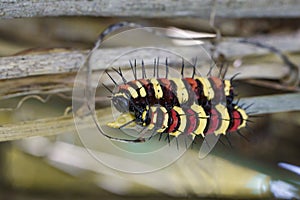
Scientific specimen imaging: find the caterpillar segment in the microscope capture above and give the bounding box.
[204,104,231,135]
[227,104,249,132]
[168,78,192,105]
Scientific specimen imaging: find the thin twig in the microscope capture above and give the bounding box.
[1,0,300,19]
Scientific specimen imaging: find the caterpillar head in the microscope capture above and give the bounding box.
[112,93,130,113]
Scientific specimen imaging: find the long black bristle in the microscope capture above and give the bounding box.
[230,73,241,83]
[142,59,146,79]
[218,137,226,146]
[129,60,137,80]
[243,103,255,111]
[153,58,156,77]
[118,119,136,129]
[134,59,137,79]
[112,67,127,84]
[102,83,113,94]
[166,134,171,145]
[105,70,118,86]
[237,130,250,142]
[206,63,214,77]
[224,135,233,148]
[246,119,255,123]
[181,58,184,78]
[247,114,263,118]
[165,57,169,79]
[192,57,197,79]
[157,57,160,78]
[158,132,163,141]
[245,125,254,134]
[118,67,127,84]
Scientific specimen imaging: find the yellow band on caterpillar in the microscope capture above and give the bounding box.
[141,105,149,122]
[127,86,139,99]
[235,105,248,129]
[159,106,169,132]
[150,78,163,99]
[191,104,208,137]
[169,106,186,137]
[170,78,189,104]
[136,81,147,97]
[114,93,128,99]
[196,77,214,100]
[224,80,231,96]
[149,106,169,133]
[214,104,230,135]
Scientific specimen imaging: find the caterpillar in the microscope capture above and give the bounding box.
[105,60,249,143]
